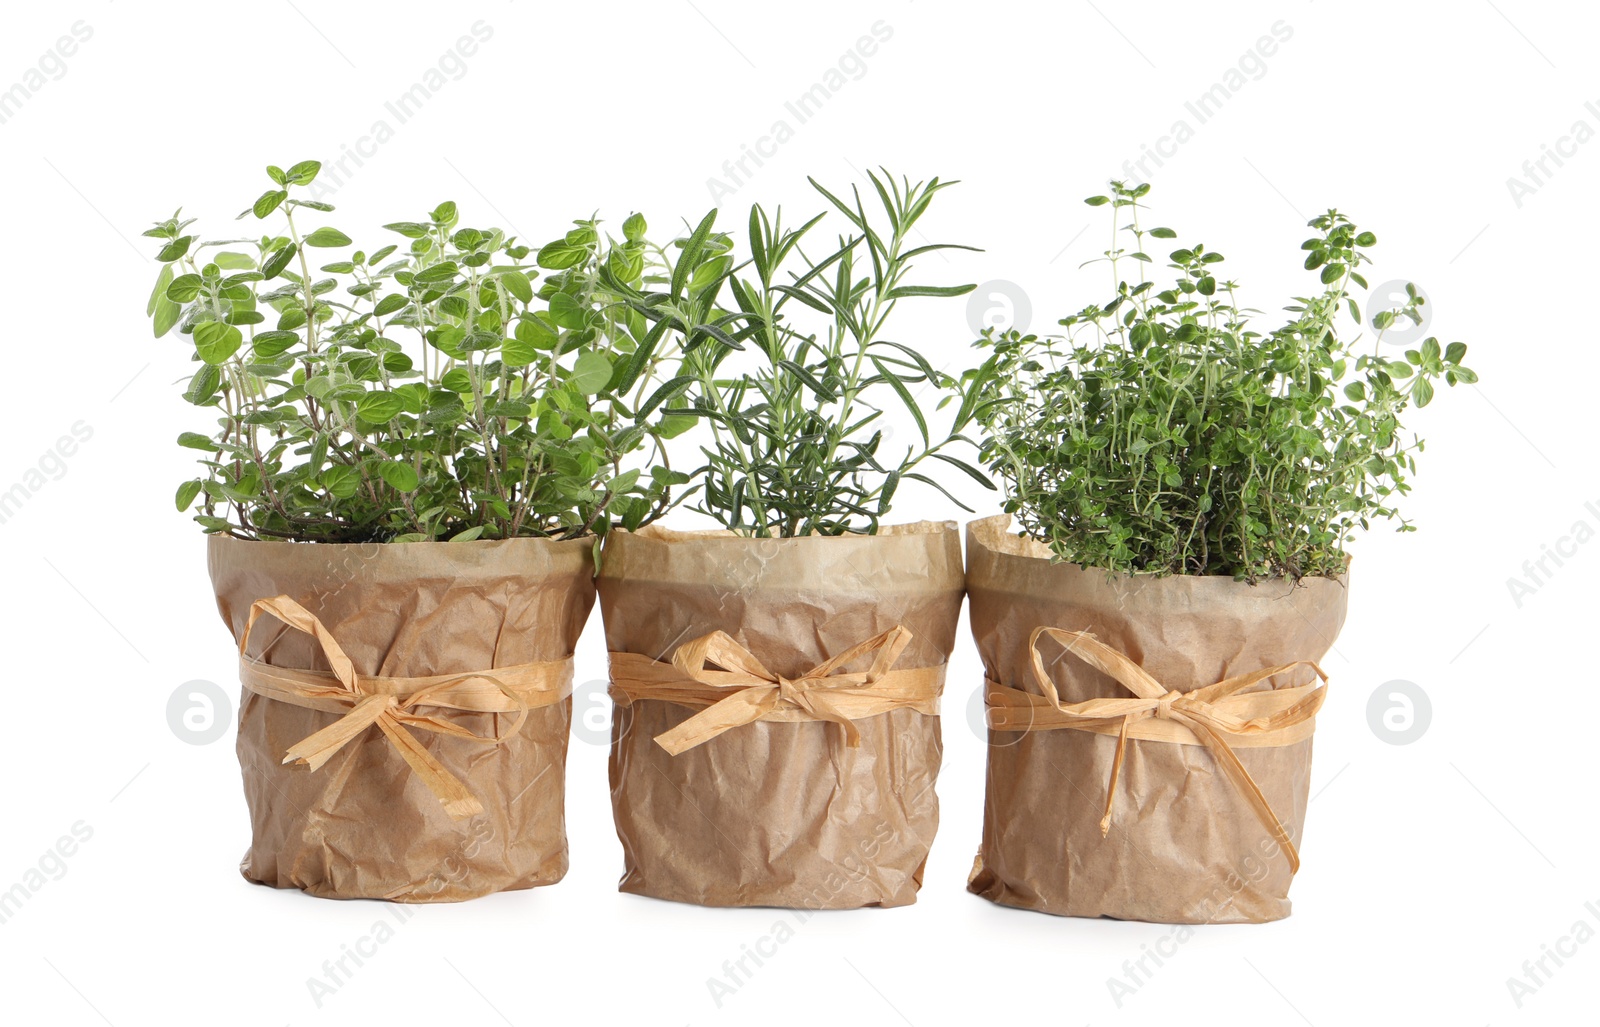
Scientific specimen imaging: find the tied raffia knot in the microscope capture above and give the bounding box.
[237,595,575,820]
[608,626,945,755]
[984,626,1329,874]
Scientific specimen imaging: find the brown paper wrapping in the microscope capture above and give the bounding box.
[209,533,595,902]
[597,521,965,908]
[964,515,1348,923]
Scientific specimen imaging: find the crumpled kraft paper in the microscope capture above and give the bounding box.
[209,534,594,902]
[964,515,1348,923]
[597,521,965,908]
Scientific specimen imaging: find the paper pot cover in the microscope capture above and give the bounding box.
[598,521,965,908]
[209,534,595,902]
[964,515,1348,924]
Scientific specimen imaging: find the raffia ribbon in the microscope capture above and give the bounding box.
[985,627,1328,873]
[238,595,575,820]
[607,627,943,755]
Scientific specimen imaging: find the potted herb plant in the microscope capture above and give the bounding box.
[597,171,990,908]
[147,161,682,901]
[963,181,1475,923]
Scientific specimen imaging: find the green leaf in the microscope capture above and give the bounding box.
[623,212,647,242]
[304,227,352,248]
[175,480,204,511]
[320,465,361,499]
[378,461,419,492]
[537,240,587,270]
[253,191,287,219]
[261,244,297,280]
[153,292,182,338]
[871,358,927,446]
[638,375,696,420]
[148,262,174,316]
[450,525,485,543]
[253,330,299,357]
[374,293,409,317]
[157,236,193,262]
[500,270,534,303]
[285,160,321,186]
[930,452,995,489]
[213,251,256,270]
[571,351,613,395]
[671,209,718,299]
[549,291,590,330]
[176,432,214,451]
[356,392,405,423]
[166,273,204,303]
[194,321,244,364]
[184,365,220,404]
[886,283,976,300]
[1085,195,1111,206]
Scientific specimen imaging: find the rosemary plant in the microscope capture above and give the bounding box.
[619,170,990,537]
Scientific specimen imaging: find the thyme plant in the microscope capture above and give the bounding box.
[146,161,684,542]
[970,181,1476,580]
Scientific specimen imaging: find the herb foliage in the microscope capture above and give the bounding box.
[617,170,990,537]
[969,181,1476,580]
[146,161,684,543]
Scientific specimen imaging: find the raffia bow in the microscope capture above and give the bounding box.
[607,627,943,755]
[985,627,1328,873]
[238,595,575,820]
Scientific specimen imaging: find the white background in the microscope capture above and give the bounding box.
[1,1,1593,1024]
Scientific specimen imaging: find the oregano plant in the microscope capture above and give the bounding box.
[617,170,992,537]
[969,180,1476,581]
[146,160,686,543]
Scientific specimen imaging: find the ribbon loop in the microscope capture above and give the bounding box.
[607,626,939,755]
[986,628,1328,874]
[238,595,575,820]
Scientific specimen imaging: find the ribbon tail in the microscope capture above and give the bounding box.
[1182,714,1301,874]
[282,694,394,772]
[373,714,483,820]
[654,685,779,756]
[1100,713,1133,836]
